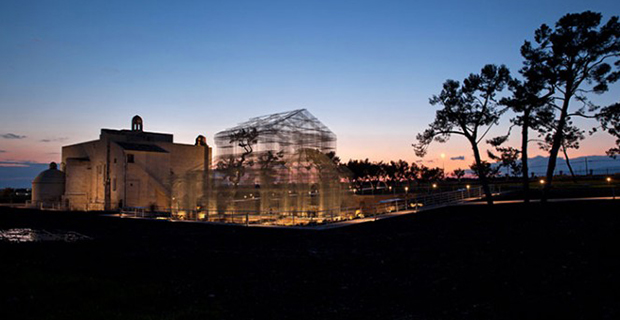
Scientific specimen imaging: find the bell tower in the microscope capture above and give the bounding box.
[131,115,143,132]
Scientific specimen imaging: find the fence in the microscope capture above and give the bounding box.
[121,186,484,227]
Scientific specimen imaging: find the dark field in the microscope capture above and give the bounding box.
[1,201,619,320]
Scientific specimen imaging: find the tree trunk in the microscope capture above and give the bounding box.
[543,90,572,202]
[471,141,494,205]
[521,110,530,203]
[562,145,577,182]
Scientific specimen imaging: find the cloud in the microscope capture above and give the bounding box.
[40,137,68,143]
[451,156,465,160]
[0,150,6,153]
[1,133,26,139]
[0,161,36,168]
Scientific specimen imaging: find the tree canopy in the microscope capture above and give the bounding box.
[413,64,511,204]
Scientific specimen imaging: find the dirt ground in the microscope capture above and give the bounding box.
[1,200,619,320]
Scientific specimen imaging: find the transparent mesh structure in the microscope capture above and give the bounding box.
[202,109,351,225]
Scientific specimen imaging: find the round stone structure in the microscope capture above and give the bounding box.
[32,162,66,205]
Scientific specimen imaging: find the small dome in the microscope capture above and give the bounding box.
[132,115,143,131]
[32,162,66,204]
[33,162,65,184]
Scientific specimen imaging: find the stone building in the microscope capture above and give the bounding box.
[60,116,211,211]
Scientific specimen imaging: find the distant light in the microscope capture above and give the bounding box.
[432,183,437,188]
[539,179,545,184]
[404,187,409,192]
[388,186,392,190]
[466,185,470,189]
[607,177,612,182]
[440,153,446,159]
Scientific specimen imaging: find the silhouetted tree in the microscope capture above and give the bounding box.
[325,151,341,165]
[257,150,285,185]
[343,159,445,194]
[392,160,410,189]
[216,128,259,187]
[344,159,384,193]
[413,64,511,204]
[469,161,500,179]
[539,123,585,181]
[381,161,395,187]
[596,102,620,158]
[418,165,444,183]
[488,146,522,177]
[499,51,555,202]
[405,162,421,189]
[522,11,620,201]
[452,168,466,181]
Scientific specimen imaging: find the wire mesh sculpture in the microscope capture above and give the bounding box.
[209,109,350,224]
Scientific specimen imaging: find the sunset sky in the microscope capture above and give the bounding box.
[1,0,619,176]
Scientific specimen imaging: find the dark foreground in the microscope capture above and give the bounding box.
[1,201,619,320]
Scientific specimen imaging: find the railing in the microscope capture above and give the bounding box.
[120,186,484,227]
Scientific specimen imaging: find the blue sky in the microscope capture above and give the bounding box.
[1,0,619,181]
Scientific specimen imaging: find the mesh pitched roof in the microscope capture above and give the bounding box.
[214,109,336,157]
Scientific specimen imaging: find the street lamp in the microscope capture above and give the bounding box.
[404,186,409,207]
[440,153,446,179]
[607,177,615,199]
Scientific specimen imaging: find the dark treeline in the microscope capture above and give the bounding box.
[337,158,452,194]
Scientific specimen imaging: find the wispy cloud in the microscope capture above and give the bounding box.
[0,161,33,168]
[451,156,465,160]
[0,150,6,153]
[40,137,68,143]
[1,133,26,139]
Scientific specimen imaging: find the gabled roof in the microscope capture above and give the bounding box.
[115,142,169,153]
[214,109,335,140]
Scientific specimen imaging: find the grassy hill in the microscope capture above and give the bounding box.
[1,200,619,319]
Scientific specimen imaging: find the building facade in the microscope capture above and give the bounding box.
[61,116,211,211]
